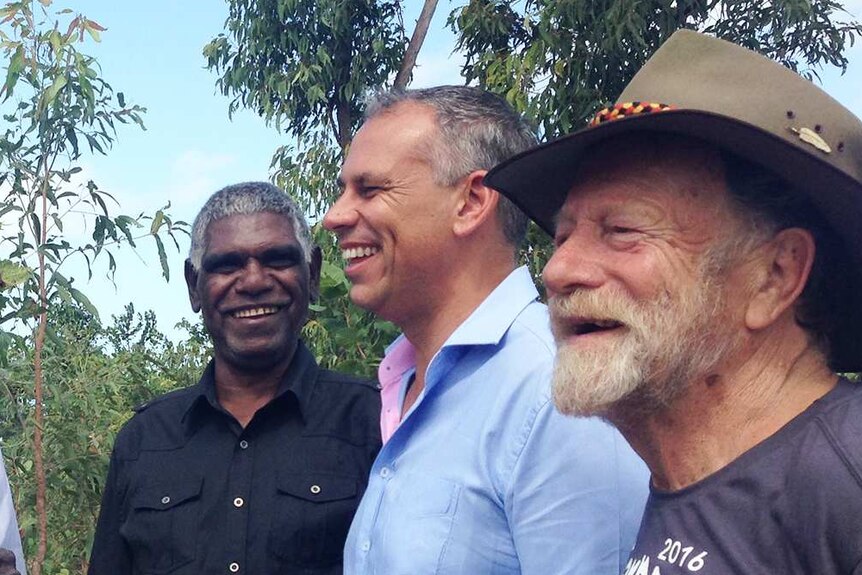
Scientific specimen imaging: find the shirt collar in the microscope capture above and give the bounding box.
[443,265,539,347]
[379,335,415,389]
[182,339,319,426]
[379,266,539,377]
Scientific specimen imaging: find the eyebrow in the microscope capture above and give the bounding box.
[336,172,389,190]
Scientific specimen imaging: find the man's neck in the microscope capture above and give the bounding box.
[612,342,838,492]
[212,345,297,428]
[400,261,516,413]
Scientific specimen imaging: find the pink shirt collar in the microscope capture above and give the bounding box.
[377,335,416,443]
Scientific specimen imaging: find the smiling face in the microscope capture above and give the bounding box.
[543,138,749,417]
[186,212,320,373]
[322,102,461,326]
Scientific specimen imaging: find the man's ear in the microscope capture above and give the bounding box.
[308,246,322,303]
[745,228,815,331]
[184,259,202,313]
[453,170,500,238]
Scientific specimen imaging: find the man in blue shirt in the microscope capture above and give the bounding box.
[323,86,648,574]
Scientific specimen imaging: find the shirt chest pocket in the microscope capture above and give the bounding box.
[120,477,202,574]
[381,473,462,574]
[269,472,360,569]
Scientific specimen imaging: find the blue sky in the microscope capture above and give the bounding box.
[37,0,862,339]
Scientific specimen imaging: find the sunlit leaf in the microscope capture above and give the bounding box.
[0,260,30,289]
[43,74,67,105]
[154,234,169,281]
[150,210,164,234]
[2,44,24,102]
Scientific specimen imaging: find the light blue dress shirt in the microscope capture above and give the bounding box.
[0,448,26,575]
[344,266,649,575]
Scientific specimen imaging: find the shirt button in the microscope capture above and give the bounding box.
[380,467,391,478]
[229,562,240,573]
[239,440,249,449]
[310,484,321,495]
[233,497,244,508]
[161,496,171,505]
[360,539,371,552]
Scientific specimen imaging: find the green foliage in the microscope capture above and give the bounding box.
[0,303,209,573]
[203,0,406,148]
[0,1,187,332]
[0,3,188,572]
[302,226,399,377]
[450,0,862,138]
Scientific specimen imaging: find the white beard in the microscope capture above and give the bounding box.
[550,272,739,418]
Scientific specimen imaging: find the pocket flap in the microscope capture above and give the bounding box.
[131,476,203,511]
[276,473,357,503]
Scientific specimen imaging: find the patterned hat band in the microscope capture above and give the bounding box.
[589,102,676,126]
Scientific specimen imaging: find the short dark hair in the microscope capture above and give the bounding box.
[365,86,537,247]
[720,152,853,367]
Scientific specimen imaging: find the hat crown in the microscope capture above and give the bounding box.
[618,30,862,184]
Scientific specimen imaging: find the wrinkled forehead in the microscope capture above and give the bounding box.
[555,135,737,233]
[204,212,301,252]
[341,103,438,176]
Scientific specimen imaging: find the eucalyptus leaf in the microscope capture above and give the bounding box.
[0,260,30,289]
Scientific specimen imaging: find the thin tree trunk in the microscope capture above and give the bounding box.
[394,0,439,89]
[31,175,49,575]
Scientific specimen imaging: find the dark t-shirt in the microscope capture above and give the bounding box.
[625,378,862,575]
[88,341,381,575]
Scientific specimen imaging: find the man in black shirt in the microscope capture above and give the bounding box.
[89,182,381,575]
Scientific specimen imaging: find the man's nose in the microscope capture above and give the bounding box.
[323,191,358,232]
[543,238,607,296]
[235,259,274,294]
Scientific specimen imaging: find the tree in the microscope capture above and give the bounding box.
[451,0,862,138]
[203,0,408,210]
[0,303,209,573]
[0,2,186,572]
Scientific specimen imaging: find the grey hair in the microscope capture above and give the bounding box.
[188,181,312,269]
[365,86,538,247]
[718,151,851,367]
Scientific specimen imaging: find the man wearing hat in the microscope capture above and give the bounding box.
[486,30,862,574]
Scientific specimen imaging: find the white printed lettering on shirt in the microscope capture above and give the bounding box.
[623,537,708,575]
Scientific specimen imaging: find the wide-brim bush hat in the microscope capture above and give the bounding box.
[485,29,862,372]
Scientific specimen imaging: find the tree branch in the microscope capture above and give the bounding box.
[393,0,439,89]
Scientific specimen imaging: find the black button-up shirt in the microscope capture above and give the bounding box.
[88,341,381,575]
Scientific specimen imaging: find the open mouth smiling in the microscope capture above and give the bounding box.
[230,305,283,319]
[341,246,379,262]
[570,318,625,335]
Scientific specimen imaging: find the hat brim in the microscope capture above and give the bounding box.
[485,111,862,372]
[486,110,860,238]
